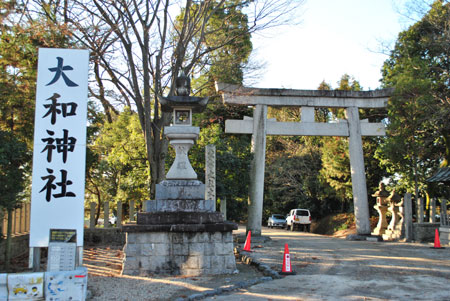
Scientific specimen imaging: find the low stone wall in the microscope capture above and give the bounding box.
[439,227,450,246]
[83,228,125,246]
[412,223,440,242]
[0,234,29,259]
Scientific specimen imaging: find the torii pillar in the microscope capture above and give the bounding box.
[216,83,392,236]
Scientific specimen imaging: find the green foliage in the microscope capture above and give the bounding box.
[86,108,149,219]
[319,75,358,210]
[264,142,339,221]
[380,0,450,197]
[183,1,253,221]
[0,3,75,146]
[0,129,29,271]
[189,124,252,222]
[320,137,352,201]
[0,130,29,210]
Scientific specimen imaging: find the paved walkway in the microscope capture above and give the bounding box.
[208,226,450,301]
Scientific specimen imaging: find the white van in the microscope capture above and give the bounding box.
[286,209,311,232]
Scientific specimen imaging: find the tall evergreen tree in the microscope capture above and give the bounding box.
[380,0,450,197]
[0,130,29,270]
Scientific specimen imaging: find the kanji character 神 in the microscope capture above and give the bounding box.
[41,129,77,163]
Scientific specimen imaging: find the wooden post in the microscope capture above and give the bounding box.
[18,207,24,233]
[25,203,30,233]
[1,209,6,237]
[13,208,19,235]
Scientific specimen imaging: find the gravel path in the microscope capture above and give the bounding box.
[205,227,450,300]
[83,245,264,300]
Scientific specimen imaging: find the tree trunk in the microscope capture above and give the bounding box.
[442,129,450,167]
[95,187,102,225]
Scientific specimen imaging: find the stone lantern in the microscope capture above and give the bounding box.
[158,73,208,180]
[372,182,390,236]
[121,72,237,276]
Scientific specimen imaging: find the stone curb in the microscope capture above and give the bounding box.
[175,247,284,301]
[238,249,283,280]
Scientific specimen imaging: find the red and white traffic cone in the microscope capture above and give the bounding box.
[431,228,445,249]
[280,243,295,275]
[242,231,252,252]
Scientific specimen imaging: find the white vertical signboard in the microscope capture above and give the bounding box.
[30,48,89,247]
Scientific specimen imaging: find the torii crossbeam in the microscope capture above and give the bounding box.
[216,83,393,236]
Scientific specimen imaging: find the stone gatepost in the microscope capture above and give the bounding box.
[404,193,413,242]
[117,201,123,228]
[104,201,110,228]
[430,198,436,223]
[89,202,96,229]
[129,200,135,222]
[205,144,216,210]
[122,73,237,276]
[417,197,424,223]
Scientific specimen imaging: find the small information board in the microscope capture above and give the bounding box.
[47,229,77,271]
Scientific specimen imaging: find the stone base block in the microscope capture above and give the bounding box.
[371,228,385,236]
[121,230,236,276]
[145,199,215,212]
[156,180,205,200]
[382,229,403,241]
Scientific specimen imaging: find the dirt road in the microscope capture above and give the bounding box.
[207,226,450,300]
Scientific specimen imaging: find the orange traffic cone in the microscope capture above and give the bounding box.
[431,229,445,249]
[242,231,252,252]
[280,243,295,275]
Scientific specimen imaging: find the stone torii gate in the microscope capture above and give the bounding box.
[216,83,392,236]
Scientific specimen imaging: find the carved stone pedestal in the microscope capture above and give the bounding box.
[382,202,404,241]
[372,205,388,236]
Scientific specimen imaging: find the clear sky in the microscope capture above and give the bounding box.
[247,0,416,90]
